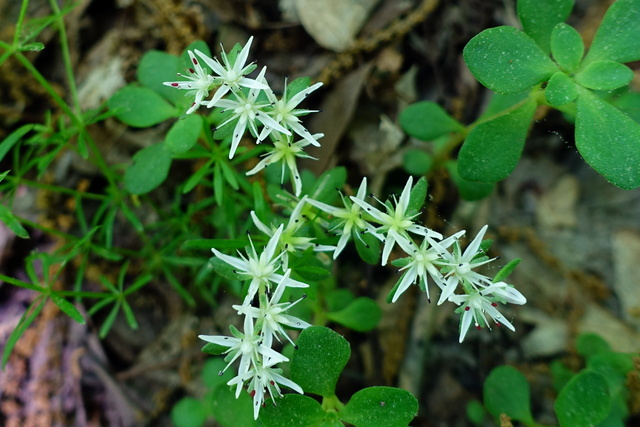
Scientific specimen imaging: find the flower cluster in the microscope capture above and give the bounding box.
[164,37,527,419]
[305,176,526,343]
[163,37,322,195]
[201,226,311,418]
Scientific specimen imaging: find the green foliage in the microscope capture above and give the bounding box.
[458,98,537,182]
[517,0,575,54]
[482,332,638,426]
[326,297,381,332]
[291,326,351,397]
[108,86,177,127]
[402,149,432,175]
[398,0,640,191]
[260,394,325,427]
[340,387,419,427]
[124,143,174,194]
[399,101,463,141]
[463,26,557,94]
[483,365,534,424]
[555,371,611,426]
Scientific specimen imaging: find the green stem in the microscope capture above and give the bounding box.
[48,0,80,116]
[12,0,30,47]
[7,175,107,200]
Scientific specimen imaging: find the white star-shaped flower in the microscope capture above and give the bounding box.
[350,176,442,266]
[246,134,321,196]
[193,36,269,108]
[211,225,308,305]
[449,287,519,343]
[163,50,214,114]
[390,231,464,303]
[435,225,497,305]
[233,269,310,348]
[306,178,382,259]
[214,66,291,159]
[258,77,323,146]
[198,314,287,380]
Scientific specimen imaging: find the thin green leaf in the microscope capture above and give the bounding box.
[2,296,47,369]
[121,300,139,330]
[99,301,122,338]
[0,124,34,162]
[0,204,29,238]
[50,293,85,324]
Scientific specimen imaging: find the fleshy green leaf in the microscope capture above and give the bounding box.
[340,386,419,427]
[402,149,432,175]
[286,77,311,101]
[583,0,640,64]
[576,332,612,359]
[124,143,173,194]
[517,0,575,54]
[108,85,177,127]
[446,162,494,201]
[259,394,325,427]
[50,294,85,324]
[327,297,381,332]
[209,384,256,427]
[483,365,534,423]
[165,115,203,154]
[550,23,584,72]
[406,176,427,217]
[575,87,640,189]
[137,50,184,105]
[545,72,578,107]
[458,98,537,182]
[574,60,633,91]
[355,230,380,265]
[291,326,350,397]
[463,26,558,94]
[399,101,463,141]
[171,397,209,427]
[201,342,228,356]
[554,370,611,426]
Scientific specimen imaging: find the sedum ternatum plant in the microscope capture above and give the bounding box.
[4,0,638,425]
[147,36,526,424]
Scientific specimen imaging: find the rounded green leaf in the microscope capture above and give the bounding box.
[355,231,380,265]
[458,98,537,182]
[399,101,463,141]
[463,26,558,94]
[137,50,185,105]
[171,397,209,427]
[551,23,584,72]
[575,88,640,189]
[259,394,325,427]
[446,161,494,201]
[291,326,350,397]
[209,385,256,427]
[340,386,418,427]
[545,72,577,107]
[166,115,203,154]
[555,370,611,426]
[574,60,633,91]
[483,365,534,423]
[584,0,640,64]
[517,0,575,54]
[327,297,381,332]
[124,143,173,194]
[402,149,432,175]
[576,332,611,359]
[108,86,177,127]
